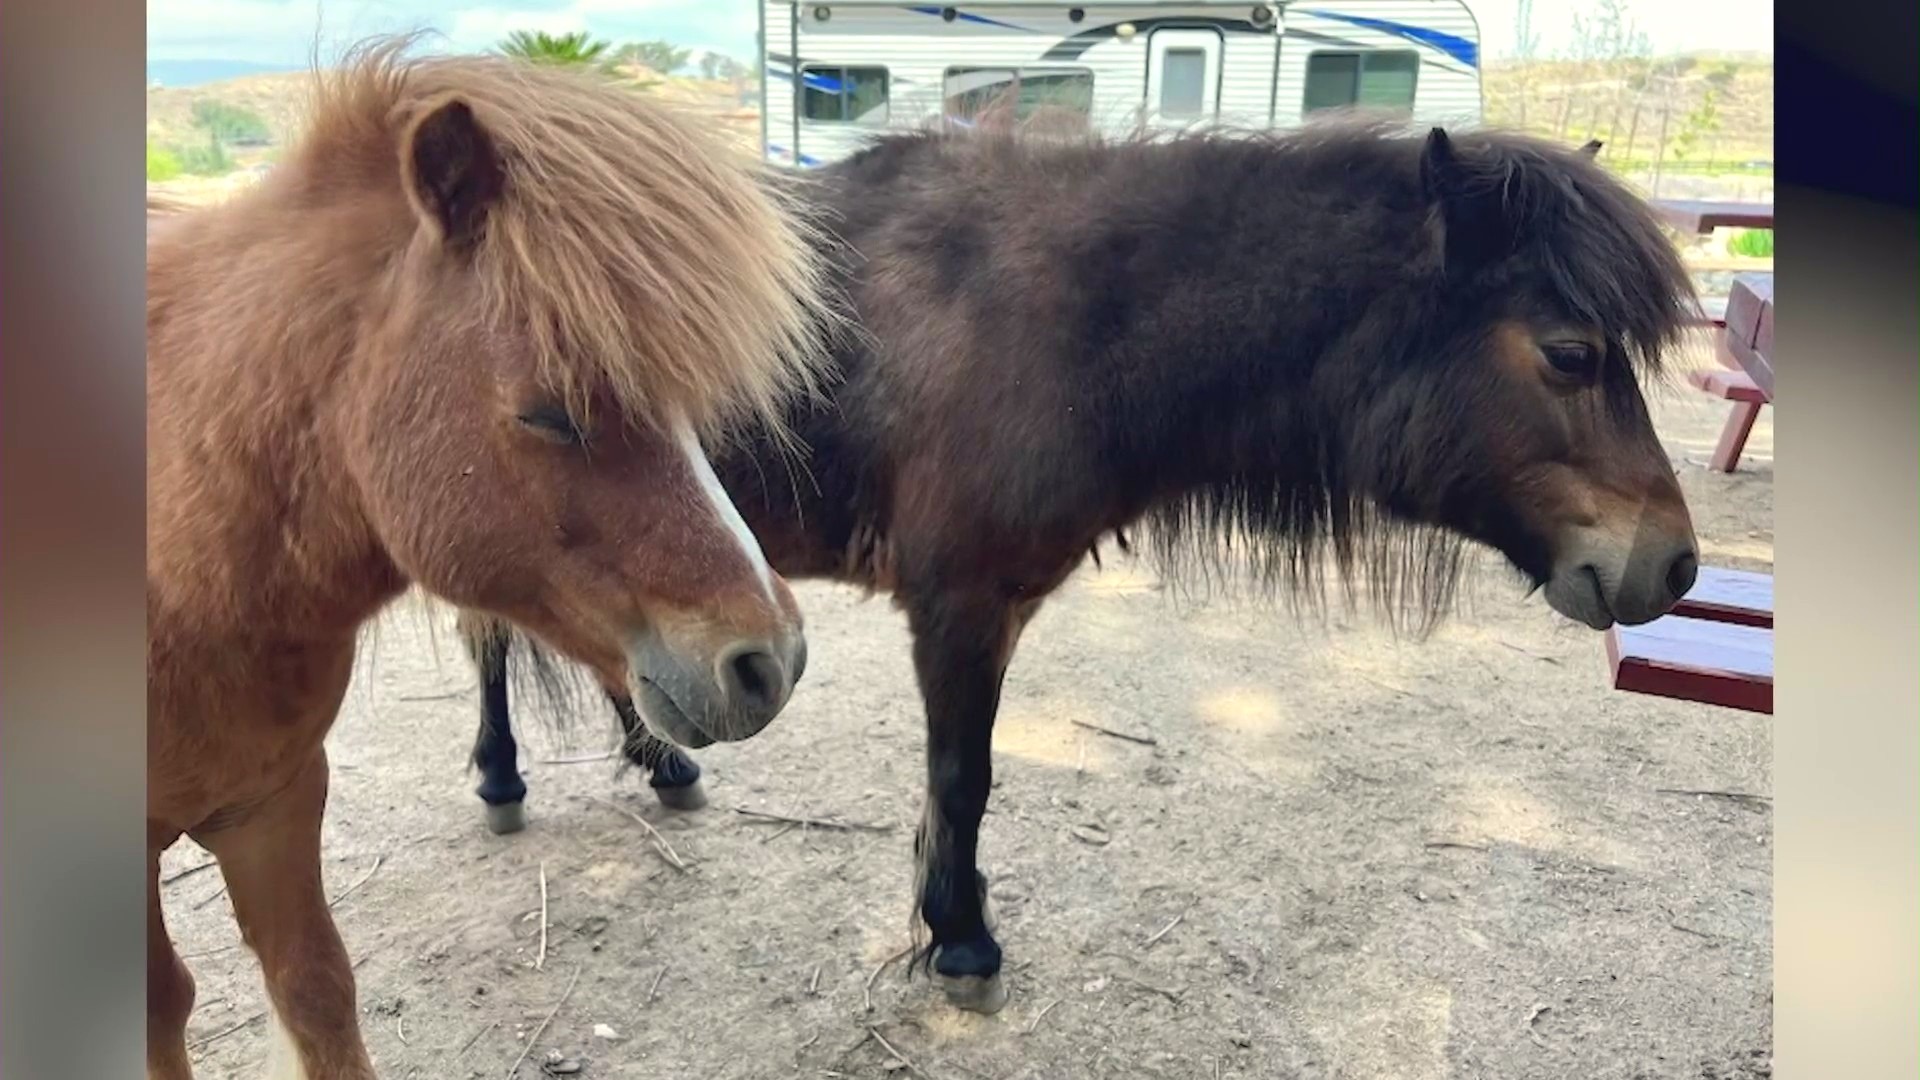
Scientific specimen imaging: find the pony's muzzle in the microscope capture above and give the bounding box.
[1544,527,1699,630]
[712,634,806,730]
[624,629,807,747]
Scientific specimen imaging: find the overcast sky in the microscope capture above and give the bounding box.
[147,0,1774,68]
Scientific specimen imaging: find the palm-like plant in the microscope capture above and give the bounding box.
[497,30,612,66]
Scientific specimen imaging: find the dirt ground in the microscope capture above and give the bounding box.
[161,342,1773,1080]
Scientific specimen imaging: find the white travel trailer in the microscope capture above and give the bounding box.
[758,0,1483,167]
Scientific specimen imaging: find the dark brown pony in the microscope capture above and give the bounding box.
[465,121,1701,1015]
[146,39,835,1079]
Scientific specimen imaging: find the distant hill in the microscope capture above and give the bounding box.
[147,72,314,151]
[1483,55,1773,170]
[147,62,763,201]
[148,58,304,89]
[147,66,758,149]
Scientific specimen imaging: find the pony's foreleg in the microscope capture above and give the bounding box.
[610,691,709,811]
[466,622,529,835]
[199,749,375,1080]
[905,590,1038,1016]
[148,834,197,1080]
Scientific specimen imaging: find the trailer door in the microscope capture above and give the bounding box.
[1145,28,1223,128]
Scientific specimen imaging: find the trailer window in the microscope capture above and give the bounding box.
[1160,48,1207,117]
[1303,51,1419,114]
[944,67,1094,127]
[801,66,890,123]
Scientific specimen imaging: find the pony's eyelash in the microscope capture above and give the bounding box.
[516,405,584,442]
[1543,344,1601,380]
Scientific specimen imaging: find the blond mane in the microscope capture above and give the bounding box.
[293,36,838,442]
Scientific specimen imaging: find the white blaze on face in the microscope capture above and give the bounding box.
[672,415,778,607]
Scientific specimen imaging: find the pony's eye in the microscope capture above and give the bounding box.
[516,404,584,443]
[1542,343,1600,381]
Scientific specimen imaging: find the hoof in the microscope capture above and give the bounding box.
[484,801,528,835]
[937,971,1009,1014]
[652,780,708,812]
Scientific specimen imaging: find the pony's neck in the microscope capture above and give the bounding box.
[1117,207,1432,513]
[146,183,411,641]
[1082,147,1467,613]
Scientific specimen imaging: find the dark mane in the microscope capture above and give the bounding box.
[834,117,1696,375]
[1411,124,1698,380]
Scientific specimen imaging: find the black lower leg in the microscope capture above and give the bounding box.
[471,635,526,807]
[907,592,1022,1010]
[469,632,528,832]
[609,691,705,806]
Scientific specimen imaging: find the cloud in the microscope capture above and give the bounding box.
[446,5,587,47]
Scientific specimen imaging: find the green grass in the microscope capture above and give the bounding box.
[1726,229,1774,258]
[1598,158,1774,177]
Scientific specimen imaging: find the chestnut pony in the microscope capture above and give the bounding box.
[146,41,832,1079]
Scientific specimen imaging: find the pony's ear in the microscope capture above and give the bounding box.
[1578,138,1604,158]
[1418,126,1458,202]
[1420,127,1515,275]
[402,97,504,248]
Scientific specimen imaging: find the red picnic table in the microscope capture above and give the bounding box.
[1689,273,1774,471]
[1607,567,1773,714]
[1657,200,1771,335]
[1651,199,1775,234]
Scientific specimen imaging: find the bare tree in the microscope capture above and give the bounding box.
[1649,58,1679,197]
[1672,87,1723,170]
[1621,56,1650,164]
[1607,26,1647,147]
[1555,11,1589,138]
[1581,0,1628,143]
[1596,24,1647,162]
[1703,63,1739,166]
[611,40,691,75]
[1512,0,1540,127]
[718,55,752,103]
[1558,3,1618,141]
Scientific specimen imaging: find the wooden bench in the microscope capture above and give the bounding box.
[1689,363,1766,472]
[1688,274,1774,472]
[1606,567,1773,714]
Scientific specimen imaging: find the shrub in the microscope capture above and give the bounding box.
[176,134,234,177]
[608,40,691,74]
[191,100,271,145]
[147,141,183,182]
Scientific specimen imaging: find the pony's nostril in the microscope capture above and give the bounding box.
[719,646,787,713]
[1665,549,1699,601]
